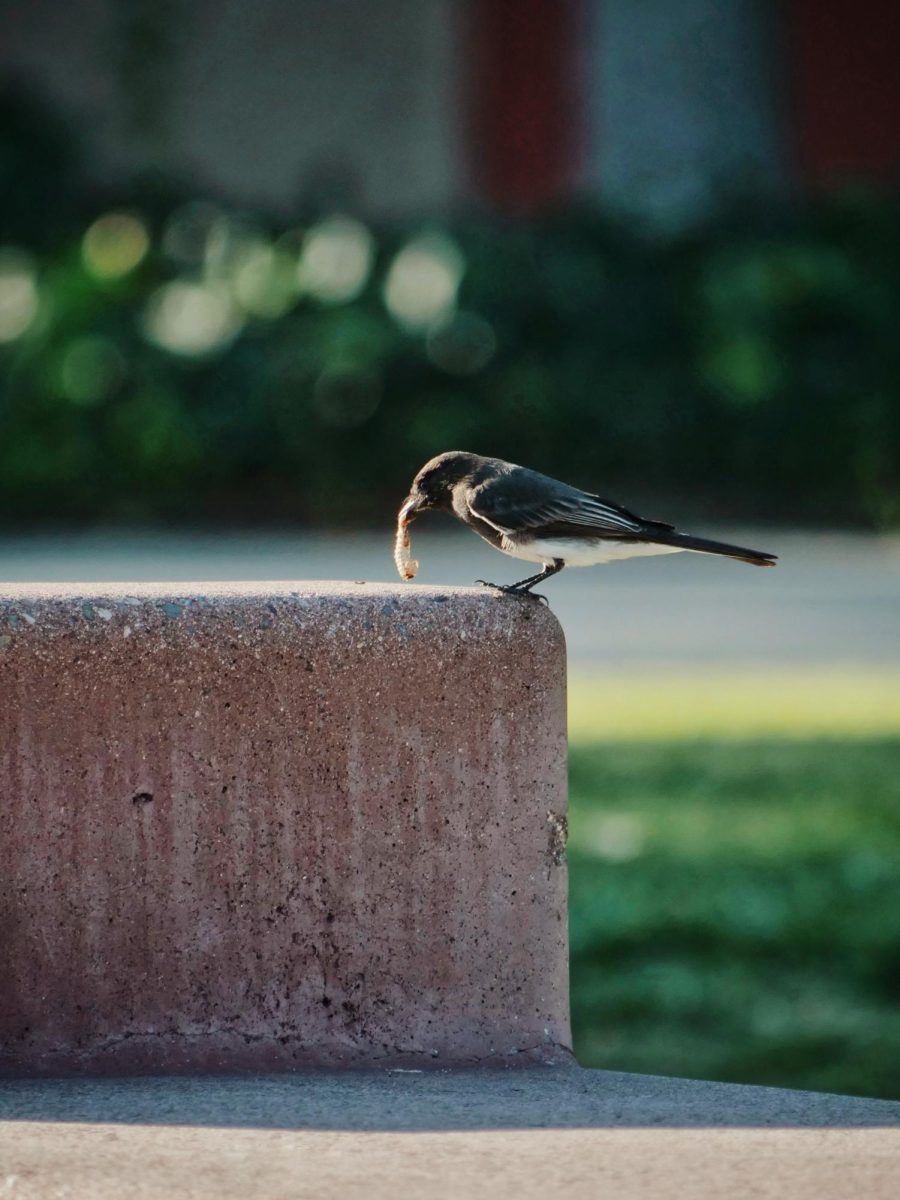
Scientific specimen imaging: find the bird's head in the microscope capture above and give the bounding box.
[398,451,483,519]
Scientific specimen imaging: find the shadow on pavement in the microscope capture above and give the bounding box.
[1,1067,899,1131]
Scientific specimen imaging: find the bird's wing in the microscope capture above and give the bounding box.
[467,467,672,537]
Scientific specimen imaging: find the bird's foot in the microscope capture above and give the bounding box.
[475,580,549,605]
[476,578,520,594]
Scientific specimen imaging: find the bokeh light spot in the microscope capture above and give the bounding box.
[298,216,374,304]
[82,213,150,280]
[141,281,243,357]
[0,248,39,342]
[60,336,126,406]
[203,214,268,282]
[383,231,464,330]
[702,335,784,406]
[580,813,646,862]
[426,311,496,375]
[232,240,298,318]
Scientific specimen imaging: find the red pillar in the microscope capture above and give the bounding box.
[786,0,900,182]
[463,0,583,213]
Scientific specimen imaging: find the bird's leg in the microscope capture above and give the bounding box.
[476,569,546,593]
[510,560,564,599]
[476,560,564,601]
[514,560,564,592]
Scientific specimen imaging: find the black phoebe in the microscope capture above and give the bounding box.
[396,451,776,595]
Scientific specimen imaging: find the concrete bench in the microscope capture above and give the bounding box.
[0,582,569,1075]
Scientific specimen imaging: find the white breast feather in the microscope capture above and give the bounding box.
[501,536,685,567]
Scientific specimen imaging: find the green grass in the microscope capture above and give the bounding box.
[567,678,900,1100]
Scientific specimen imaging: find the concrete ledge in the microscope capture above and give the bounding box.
[0,583,569,1075]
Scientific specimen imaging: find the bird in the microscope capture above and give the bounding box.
[396,451,776,597]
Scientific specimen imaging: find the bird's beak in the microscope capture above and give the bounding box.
[398,493,424,521]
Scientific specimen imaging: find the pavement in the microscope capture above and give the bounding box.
[1,1067,899,1199]
[1,526,899,669]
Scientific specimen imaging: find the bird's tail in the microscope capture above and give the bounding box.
[648,532,777,567]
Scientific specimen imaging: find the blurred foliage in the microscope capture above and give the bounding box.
[568,738,900,1100]
[1,89,899,527]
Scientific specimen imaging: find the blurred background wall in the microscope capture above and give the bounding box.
[7,0,900,218]
[4,1,899,220]
[1,0,461,217]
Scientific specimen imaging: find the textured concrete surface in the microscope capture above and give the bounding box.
[1,527,897,667]
[3,1123,897,1200]
[0,1068,898,1199]
[0,583,569,1075]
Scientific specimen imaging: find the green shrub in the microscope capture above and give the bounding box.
[0,91,897,526]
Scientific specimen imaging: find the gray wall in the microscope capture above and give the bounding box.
[1,0,462,215]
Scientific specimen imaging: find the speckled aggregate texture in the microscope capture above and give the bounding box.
[0,582,569,1076]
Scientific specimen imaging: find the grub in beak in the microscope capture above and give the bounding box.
[394,495,422,580]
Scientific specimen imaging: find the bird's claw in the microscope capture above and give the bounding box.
[475,580,549,605]
[476,579,518,595]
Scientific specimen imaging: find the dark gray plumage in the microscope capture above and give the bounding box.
[397,451,777,595]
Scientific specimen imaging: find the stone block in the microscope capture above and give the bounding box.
[0,583,569,1075]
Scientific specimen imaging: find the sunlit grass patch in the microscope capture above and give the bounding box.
[568,667,900,742]
[566,668,900,1095]
[567,738,900,1099]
